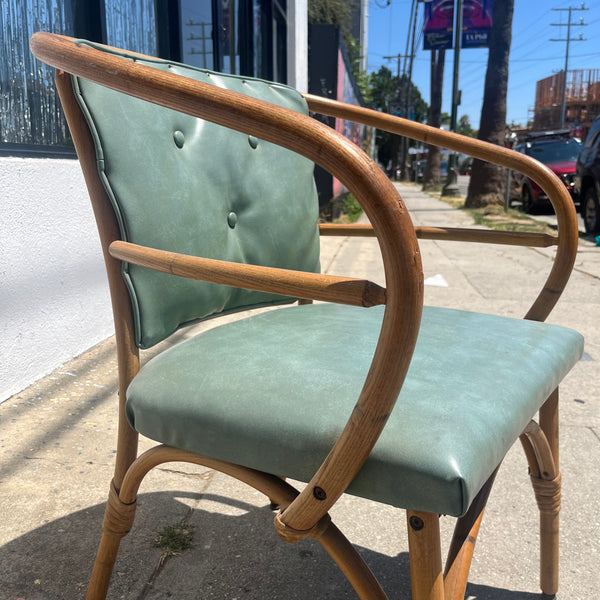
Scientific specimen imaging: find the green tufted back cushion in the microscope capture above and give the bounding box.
[73,42,321,349]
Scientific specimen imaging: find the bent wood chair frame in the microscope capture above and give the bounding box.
[30,33,579,600]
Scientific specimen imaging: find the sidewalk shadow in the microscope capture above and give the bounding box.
[0,490,550,600]
[464,584,548,599]
[579,230,600,243]
[536,219,595,243]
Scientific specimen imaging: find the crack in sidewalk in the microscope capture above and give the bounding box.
[135,469,217,599]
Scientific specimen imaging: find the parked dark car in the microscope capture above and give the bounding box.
[458,156,472,175]
[413,159,426,182]
[511,133,582,213]
[413,159,448,182]
[575,115,600,234]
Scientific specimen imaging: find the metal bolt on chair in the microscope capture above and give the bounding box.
[30,32,584,600]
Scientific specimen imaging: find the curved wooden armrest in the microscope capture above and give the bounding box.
[31,33,423,534]
[306,94,579,323]
[109,241,386,308]
[319,223,559,248]
[30,32,580,538]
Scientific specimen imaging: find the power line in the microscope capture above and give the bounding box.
[382,53,406,78]
[512,52,600,62]
[550,4,588,126]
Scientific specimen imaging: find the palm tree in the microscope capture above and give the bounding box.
[465,0,515,207]
[422,48,445,190]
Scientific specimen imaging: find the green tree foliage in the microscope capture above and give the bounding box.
[457,115,475,137]
[351,68,372,105]
[369,66,399,168]
[308,0,357,40]
[308,0,369,101]
[369,65,397,113]
[308,0,427,171]
[368,66,428,121]
[345,36,371,104]
[368,66,428,169]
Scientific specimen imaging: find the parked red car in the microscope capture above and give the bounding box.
[574,115,600,234]
[511,132,582,213]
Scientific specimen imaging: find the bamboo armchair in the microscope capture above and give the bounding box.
[30,32,583,600]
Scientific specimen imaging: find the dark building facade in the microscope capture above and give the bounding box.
[308,24,374,206]
[1,0,291,156]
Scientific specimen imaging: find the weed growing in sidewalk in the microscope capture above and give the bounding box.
[154,523,195,555]
[340,193,363,223]
[319,192,364,223]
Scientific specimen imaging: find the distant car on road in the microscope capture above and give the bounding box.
[458,156,472,175]
[413,159,426,182]
[511,132,582,213]
[439,160,448,179]
[575,115,600,234]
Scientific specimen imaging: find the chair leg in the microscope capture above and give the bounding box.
[406,511,445,600]
[269,476,288,510]
[521,440,561,596]
[443,468,499,600]
[86,480,138,600]
[535,477,561,596]
[86,531,127,600]
[520,389,561,596]
[538,389,560,596]
[317,519,389,600]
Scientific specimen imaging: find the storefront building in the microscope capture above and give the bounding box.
[0,0,307,401]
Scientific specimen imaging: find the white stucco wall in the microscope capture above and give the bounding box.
[287,0,308,92]
[1,156,113,402]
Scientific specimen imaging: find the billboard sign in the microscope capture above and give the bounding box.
[423,0,493,50]
[462,0,493,48]
[423,0,454,50]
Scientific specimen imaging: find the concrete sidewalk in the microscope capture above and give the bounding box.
[1,183,598,599]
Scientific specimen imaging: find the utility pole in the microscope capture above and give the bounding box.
[382,52,409,121]
[442,0,463,197]
[382,53,403,80]
[450,0,463,135]
[550,4,588,128]
[382,52,404,178]
[401,0,419,180]
[383,0,419,181]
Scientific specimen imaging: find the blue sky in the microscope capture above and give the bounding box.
[367,0,600,129]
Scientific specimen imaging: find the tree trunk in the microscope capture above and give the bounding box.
[465,0,515,208]
[422,48,445,191]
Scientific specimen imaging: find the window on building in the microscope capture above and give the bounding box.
[104,0,157,56]
[179,0,215,70]
[251,0,287,82]
[0,0,157,157]
[0,1,75,154]
[1,0,288,157]
[175,0,287,81]
[272,0,287,83]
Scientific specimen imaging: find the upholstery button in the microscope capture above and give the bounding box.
[227,211,238,228]
[248,135,258,149]
[173,130,185,148]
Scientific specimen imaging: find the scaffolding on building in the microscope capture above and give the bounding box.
[533,69,600,137]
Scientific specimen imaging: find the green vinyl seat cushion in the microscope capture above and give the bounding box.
[126,303,584,517]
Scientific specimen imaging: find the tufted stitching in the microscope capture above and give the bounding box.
[73,41,321,348]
